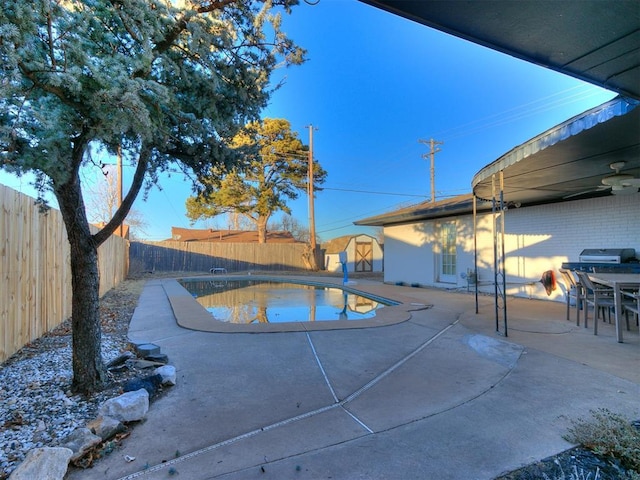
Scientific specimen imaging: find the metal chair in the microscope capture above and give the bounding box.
[622,289,640,329]
[574,271,615,335]
[576,271,636,335]
[559,268,581,325]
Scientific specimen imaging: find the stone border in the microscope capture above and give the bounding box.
[161,275,431,333]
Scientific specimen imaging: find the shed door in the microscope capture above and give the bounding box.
[355,241,373,272]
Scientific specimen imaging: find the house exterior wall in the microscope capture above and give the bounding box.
[324,234,384,273]
[383,194,640,301]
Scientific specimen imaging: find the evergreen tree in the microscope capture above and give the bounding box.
[186,118,327,243]
[0,0,304,393]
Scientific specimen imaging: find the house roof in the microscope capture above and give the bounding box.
[169,227,299,243]
[360,0,640,101]
[355,193,493,227]
[360,1,640,207]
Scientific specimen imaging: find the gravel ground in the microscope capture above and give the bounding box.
[0,278,147,479]
[0,273,635,479]
[495,446,636,479]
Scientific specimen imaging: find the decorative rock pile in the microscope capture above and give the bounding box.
[3,343,176,480]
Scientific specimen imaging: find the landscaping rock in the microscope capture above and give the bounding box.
[106,351,135,369]
[0,279,144,478]
[135,343,160,358]
[145,353,169,364]
[98,389,149,423]
[60,428,102,462]
[154,365,177,386]
[123,374,163,397]
[130,358,166,369]
[86,416,125,441]
[8,447,73,480]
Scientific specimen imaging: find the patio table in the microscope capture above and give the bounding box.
[589,273,640,343]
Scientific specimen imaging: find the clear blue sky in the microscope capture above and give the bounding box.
[0,0,616,242]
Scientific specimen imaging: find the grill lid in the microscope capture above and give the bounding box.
[579,248,635,262]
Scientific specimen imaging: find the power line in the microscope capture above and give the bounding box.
[432,84,606,142]
[322,187,428,198]
[350,86,607,183]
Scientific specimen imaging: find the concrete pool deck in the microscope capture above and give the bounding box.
[68,275,640,480]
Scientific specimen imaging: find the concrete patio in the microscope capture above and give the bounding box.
[67,275,639,480]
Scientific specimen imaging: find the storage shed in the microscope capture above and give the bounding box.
[322,234,383,273]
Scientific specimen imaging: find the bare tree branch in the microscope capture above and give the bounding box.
[93,146,150,246]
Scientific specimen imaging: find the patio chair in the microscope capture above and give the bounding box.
[574,271,615,335]
[575,271,635,335]
[559,268,581,325]
[622,289,640,329]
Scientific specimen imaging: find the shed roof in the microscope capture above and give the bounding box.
[322,234,378,253]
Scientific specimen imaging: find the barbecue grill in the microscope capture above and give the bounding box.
[578,248,636,264]
[562,248,639,273]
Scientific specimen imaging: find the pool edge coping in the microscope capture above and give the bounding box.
[161,275,432,333]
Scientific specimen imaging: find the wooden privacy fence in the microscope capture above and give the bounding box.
[1,184,129,363]
[130,240,311,273]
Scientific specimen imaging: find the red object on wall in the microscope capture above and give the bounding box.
[540,270,557,296]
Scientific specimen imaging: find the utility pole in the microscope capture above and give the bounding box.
[117,144,123,238]
[419,138,443,203]
[307,125,318,268]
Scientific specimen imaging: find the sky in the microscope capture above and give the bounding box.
[0,0,617,242]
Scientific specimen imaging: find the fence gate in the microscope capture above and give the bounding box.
[355,241,373,272]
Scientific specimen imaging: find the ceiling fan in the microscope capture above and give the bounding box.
[566,161,640,198]
[600,161,640,195]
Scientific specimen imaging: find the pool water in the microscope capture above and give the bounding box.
[180,279,387,324]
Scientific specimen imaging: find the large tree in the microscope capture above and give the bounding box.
[185,118,327,243]
[0,0,304,393]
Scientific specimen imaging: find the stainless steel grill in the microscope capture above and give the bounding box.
[578,248,636,264]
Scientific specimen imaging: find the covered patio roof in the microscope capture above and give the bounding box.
[360,1,640,101]
[472,96,640,204]
[360,1,640,206]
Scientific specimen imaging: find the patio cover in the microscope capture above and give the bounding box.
[472,96,640,204]
[359,1,640,206]
[360,1,640,101]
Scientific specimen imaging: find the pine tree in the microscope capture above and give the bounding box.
[0,0,305,393]
[186,118,327,243]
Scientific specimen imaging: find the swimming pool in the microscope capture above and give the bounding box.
[179,278,394,324]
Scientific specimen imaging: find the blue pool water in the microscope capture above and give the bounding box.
[179,279,390,324]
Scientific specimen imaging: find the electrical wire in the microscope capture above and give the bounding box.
[432,84,606,142]
[322,186,427,198]
[345,84,606,183]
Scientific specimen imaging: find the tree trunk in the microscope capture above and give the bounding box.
[55,177,106,394]
[257,216,268,244]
